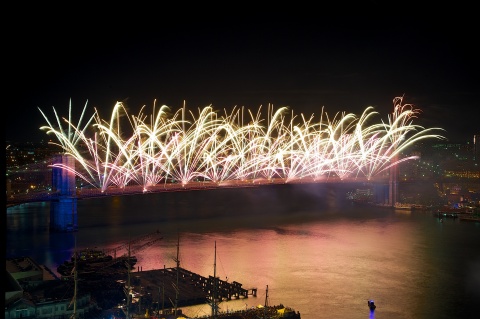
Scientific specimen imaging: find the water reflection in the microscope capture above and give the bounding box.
[6,186,480,319]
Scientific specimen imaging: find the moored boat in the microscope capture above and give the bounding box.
[57,248,137,279]
[394,202,412,210]
[433,210,459,219]
[72,247,113,263]
[201,303,301,318]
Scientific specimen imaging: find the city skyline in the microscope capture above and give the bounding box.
[7,15,478,143]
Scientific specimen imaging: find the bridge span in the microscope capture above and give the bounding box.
[7,175,394,232]
[7,151,396,232]
[7,176,389,206]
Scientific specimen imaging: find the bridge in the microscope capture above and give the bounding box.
[7,175,391,205]
[9,97,447,231]
[6,154,396,232]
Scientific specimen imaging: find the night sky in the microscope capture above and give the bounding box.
[7,14,478,143]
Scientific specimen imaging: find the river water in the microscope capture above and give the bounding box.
[6,183,480,319]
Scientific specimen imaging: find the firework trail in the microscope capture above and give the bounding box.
[39,96,446,192]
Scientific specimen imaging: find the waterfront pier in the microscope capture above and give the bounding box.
[130,266,253,308]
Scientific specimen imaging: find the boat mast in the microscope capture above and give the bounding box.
[126,240,131,319]
[263,284,269,319]
[70,236,78,319]
[174,232,180,317]
[161,265,165,316]
[264,284,269,307]
[211,240,218,318]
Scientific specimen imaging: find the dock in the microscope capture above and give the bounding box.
[127,267,255,310]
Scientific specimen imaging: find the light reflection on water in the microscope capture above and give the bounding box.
[6,184,480,319]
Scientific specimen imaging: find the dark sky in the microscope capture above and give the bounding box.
[7,14,479,143]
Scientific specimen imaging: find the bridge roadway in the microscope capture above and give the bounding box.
[7,176,386,206]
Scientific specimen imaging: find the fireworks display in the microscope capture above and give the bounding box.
[39,96,445,192]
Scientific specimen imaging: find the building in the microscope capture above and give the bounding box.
[5,141,61,198]
[474,134,480,162]
[5,257,100,319]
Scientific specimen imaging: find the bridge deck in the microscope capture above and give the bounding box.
[7,176,388,206]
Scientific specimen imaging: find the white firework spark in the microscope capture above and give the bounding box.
[39,96,446,192]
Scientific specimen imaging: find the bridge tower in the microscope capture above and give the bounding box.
[389,156,399,206]
[372,161,398,206]
[50,154,78,232]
